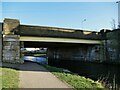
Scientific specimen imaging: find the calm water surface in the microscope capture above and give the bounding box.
[49,60,120,87]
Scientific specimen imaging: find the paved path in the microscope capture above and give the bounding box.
[19,62,73,88]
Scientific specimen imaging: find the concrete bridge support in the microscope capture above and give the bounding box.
[20,41,24,63]
[2,19,22,63]
[3,35,21,63]
[47,45,101,64]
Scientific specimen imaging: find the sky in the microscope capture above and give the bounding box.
[0,1,118,31]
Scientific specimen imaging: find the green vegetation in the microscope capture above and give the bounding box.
[0,68,2,89]
[0,67,19,88]
[42,64,104,89]
[33,54,46,57]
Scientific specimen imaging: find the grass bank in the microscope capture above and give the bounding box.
[0,68,2,89]
[34,54,46,56]
[0,67,19,88]
[42,64,104,89]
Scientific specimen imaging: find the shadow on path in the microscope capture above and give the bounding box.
[19,61,49,72]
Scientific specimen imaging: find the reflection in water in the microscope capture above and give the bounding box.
[49,60,120,87]
[24,56,48,64]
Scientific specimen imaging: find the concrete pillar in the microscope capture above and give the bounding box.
[2,19,21,63]
[3,35,20,63]
[20,41,24,63]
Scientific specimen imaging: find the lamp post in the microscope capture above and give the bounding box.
[81,19,86,29]
[116,1,120,28]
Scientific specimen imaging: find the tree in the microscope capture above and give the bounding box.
[111,19,116,30]
[118,22,120,29]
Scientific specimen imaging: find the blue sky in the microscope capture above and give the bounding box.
[1,2,118,31]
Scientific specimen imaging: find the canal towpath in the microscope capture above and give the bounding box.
[19,62,73,88]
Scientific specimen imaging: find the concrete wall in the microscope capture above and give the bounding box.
[47,45,101,63]
[105,29,120,63]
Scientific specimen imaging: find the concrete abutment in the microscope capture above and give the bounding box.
[2,19,22,63]
[47,45,101,64]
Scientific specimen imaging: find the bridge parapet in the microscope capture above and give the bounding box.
[3,18,20,35]
[17,25,102,40]
[2,18,104,40]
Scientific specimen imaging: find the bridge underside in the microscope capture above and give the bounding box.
[2,35,102,63]
[21,40,101,63]
[23,41,97,48]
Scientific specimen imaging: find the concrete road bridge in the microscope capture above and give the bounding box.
[2,18,108,63]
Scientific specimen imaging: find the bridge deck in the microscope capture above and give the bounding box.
[20,36,102,44]
[18,25,102,40]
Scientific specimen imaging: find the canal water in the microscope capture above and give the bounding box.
[49,60,120,88]
[24,56,48,64]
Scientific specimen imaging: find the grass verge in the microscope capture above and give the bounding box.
[34,54,46,56]
[0,68,2,89]
[0,67,19,88]
[41,64,104,89]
